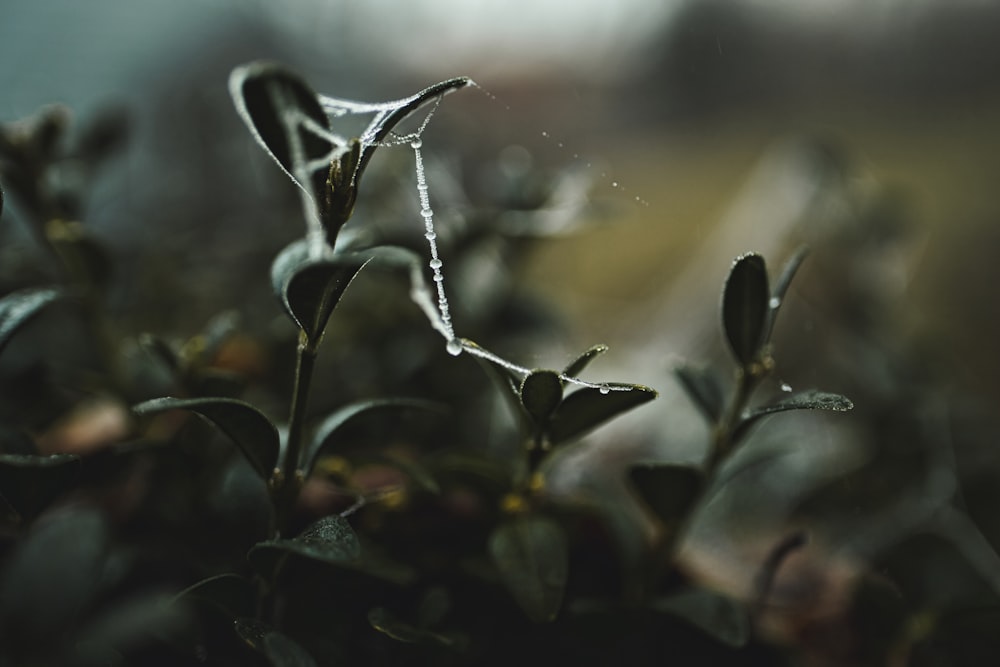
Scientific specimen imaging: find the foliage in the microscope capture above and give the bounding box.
[0,60,996,667]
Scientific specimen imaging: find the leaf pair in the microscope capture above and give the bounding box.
[230,62,470,242]
[133,395,439,484]
[721,247,807,368]
[487,344,657,450]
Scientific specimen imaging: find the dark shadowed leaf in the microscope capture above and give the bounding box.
[520,370,563,424]
[228,62,331,200]
[303,397,446,475]
[368,607,465,649]
[0,453,80,520]
[133,396,280,481]
[0,288,61,357]
[628,463,705,532]
[754,531,808,611]
[0,506,108,645]
[173,573,255,619]
[674,363,725,424]
[78,593,188,657]
[649,586,750,647]
[722,253,770,366]
[764,245,809,339]
[548,383,657,445]
[271,239,370,344]
[262,632,319,667]
[489,515,568,623]
[562,344,608,381]
[248,514,360,578]
[356,77,472,175]
[736,390,854,440]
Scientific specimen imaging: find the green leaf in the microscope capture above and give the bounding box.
[133,396,280,481]
[228,62,332,203]
[303,397,445,475]
[0,288,61,358]
[673,363,725,424]
[235,619,318,667]
[368,607,465,649]
[172,573,255,619]
[356,77,472,176]
[649,586,750,647]
[722,252,770,366]
[562,343,608,380]
[489,515,568,623]
[248,514,360,578]
[270,239,370,344]
[0,453,80,520]
[628,463,705,533]
[547,383,657,445]
[764,245,809,340]
[262,632,319,667]
[520,370,563,424]
[736,390,854,440]
[0,506,108,644]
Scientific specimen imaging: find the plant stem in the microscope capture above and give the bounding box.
[274,330,317,533]
[706,360,767,474]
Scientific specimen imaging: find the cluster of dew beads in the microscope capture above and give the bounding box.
[411,138,462,356]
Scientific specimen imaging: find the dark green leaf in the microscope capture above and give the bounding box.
[649,586,750,647]
[628,463,705,532]
[78,593,188,656]
[172,573,255,618]
[270,239,370,344]
[234,617,270,650]
[133,396,280,481]
[562,344,608,380]
[0,453,80,520]
[489,515,568,623]
[357,77,472,176]
[303,397,445,475]
[673,363,725,424]
[520,370,563,424]
[0,506,108,644]
[736,390,854,440]
[754,531,808,611]
[368,607,465,649]
[228,62,332,202]
[0,288,61,358]
[248,514,360,578]
[262,632,319,667]
[764,245,809,340]
[722,252,770,366]
[548,383,657,445]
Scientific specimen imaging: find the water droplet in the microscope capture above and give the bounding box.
[780,382,793,393]
[611,181,619,188]
[410,138,423,149]
[541,131,548,138]
[420,209,434,218]
[433,274,444,282]
[424,231,437,240]
[429,258,443,269]
[446,338,463,356]
[599,384,611,395]
[769,297,781,309]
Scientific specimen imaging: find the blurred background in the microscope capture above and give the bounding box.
[2,0,1000,396]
